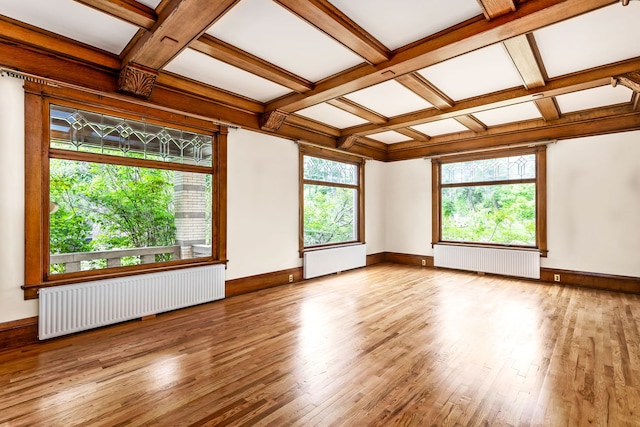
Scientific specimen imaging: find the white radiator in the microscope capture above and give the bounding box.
[434,244,540,279]
[304,244,367,279]
[39,264,225,340]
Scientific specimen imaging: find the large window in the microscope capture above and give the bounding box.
[300,147,364,250]
[24,85,227,297]
[432,147,547,253]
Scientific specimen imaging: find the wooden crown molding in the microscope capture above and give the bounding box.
[118,64,158,98]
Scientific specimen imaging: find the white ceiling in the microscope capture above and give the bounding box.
[534,3,640,78]
[327,0,483,50]
[206,0,363,82]
[344,80,433,118]
[412,118,470,137]
[555,85,634,114]
[164,48,291,103]
[418,43,525,102]
[0,0,138,54]
[473,102,542,127]
[0,0,637,149]
[367,131,412,144]
[296,103,369,129]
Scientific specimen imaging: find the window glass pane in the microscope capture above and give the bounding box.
[441,154,535,184]
[49,159,212,274]
[50,105,213,167]
[304,184,357,246]
[441,183,536,246]
[303,155,357,185]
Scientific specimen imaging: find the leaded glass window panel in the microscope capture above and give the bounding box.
[50,105,213,166]
[441,154,536,184]
[303,155,357,185]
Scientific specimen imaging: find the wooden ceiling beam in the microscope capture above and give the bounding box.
[122,0,239,70]
[327,98,388,125]
[477,0,517,20]
[535,97,561,121]
[387,107,640,161]
[342,57,640,136]
[284,114,340,137]
[0,16,121,71]
[395,128,430,142]
[272,0,390,65]
[74,0,157,30]
[395,73,454,109]
[191,35,312,93]
[266,0,616,114]
[503,33,546,89]
[455,115,487,132]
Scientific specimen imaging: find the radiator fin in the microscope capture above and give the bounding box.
[434,245,540,279]
[39,265,225,340]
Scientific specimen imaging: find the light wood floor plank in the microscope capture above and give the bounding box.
[1,264,639,426]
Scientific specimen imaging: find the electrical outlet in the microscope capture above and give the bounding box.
[554,274,560,282]
[288,274,294,283]
[421,259,426,266]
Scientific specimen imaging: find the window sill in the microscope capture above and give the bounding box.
[300,241,365,257]
[434,241,547,256]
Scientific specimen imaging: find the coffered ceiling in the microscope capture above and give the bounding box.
[1,0,639,161]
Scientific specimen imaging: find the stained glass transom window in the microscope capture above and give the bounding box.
[441,154,535,185]
[303,155,357,185]
[50,105,213,167]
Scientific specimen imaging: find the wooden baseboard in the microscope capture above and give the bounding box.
[383,252,434,267]
[541,268,640,294]
[372,251,640,294]
[0,317,38,351]
[366,253,385,266]
[225,267,303,298]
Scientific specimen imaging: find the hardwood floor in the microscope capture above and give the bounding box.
[1,264,639,426]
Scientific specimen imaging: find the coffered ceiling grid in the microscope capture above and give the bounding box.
[0,0,638,160]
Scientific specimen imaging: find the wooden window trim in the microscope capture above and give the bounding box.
[299,145,365,255]
[431,146,548,256]
[23,82,227,299]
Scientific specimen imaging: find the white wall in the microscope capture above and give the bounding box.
[364,159,385,254]
[543,132,640,277]
[0,76,38,323]
[383,158,433,256]
[226,131,388,278]
[226,129,301,280]
[2,79,638,325]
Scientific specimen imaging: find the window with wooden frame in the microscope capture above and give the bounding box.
[432,147,547,254]
[23,83,227,298]
[299,146,364,252]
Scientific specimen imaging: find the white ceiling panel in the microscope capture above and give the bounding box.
[206,0,363,82]
[328,0,482,50]
[472,102,542,127]
[164,49,292,103]
[344,80,433,118]
[534,3,640,78]
[0,0,138,54]
[137,0,162,9]
[411,118,469,137]
[417,43,524,101]
[295,103,368,129]
[367,131,412,144]
[555,85,633,114]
